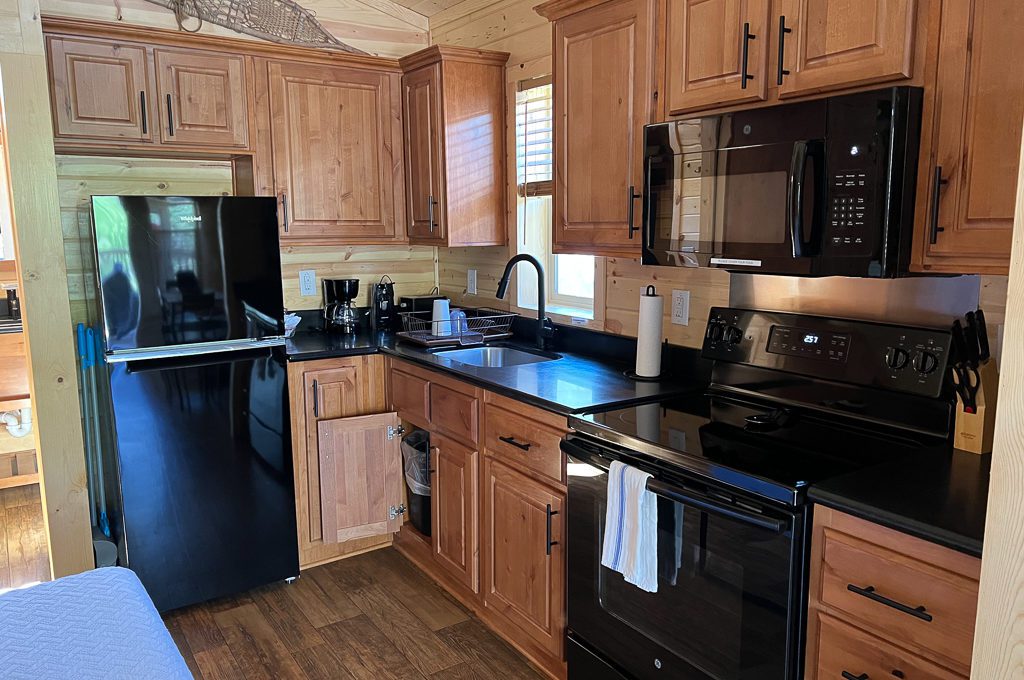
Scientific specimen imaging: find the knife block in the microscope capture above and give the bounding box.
[953,359,999,454]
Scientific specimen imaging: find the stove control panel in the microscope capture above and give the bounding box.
[702,307,952,398]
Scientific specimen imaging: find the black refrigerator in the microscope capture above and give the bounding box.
[92,195,299,612]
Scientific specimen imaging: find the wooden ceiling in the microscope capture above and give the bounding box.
[387,0,472,18]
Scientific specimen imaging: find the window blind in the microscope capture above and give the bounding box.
[516,78,553,197]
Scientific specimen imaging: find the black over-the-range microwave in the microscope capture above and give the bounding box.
[641,86,923,277]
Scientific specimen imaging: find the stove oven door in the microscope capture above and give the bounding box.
[563,436,805,680]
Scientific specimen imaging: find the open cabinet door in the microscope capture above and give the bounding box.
[317,412,405,544]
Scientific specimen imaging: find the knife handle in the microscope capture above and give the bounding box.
[976,309,991,362]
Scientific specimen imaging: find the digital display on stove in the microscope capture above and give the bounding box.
[768,326,850,362]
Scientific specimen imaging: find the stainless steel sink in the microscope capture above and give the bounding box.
[434,345,559,368]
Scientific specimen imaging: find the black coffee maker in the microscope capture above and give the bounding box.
[370,275,396,332]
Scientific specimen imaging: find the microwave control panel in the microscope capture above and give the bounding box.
[703,308,951,398]
[826,170,874,256]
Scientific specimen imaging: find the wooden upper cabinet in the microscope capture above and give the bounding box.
[267,60,405,244]
[400,46,509,247]
[776,0,916,98]
[482,458,565,658]
[154,48,249,148]
[317,412,404,545]
[431,433,479,593]
[403,64,445,242]
[47,36,152,142]
[665,0,772,115]
[538,0,656,257]
[914,0,1023,274]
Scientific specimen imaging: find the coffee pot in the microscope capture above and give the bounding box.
[322,278,360,333]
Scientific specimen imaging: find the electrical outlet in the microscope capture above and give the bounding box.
[299,270,316,297]
[467,269,478,295]
[671,290,690,326]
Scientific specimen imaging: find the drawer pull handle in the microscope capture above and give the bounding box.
[841,673,869,680]
[499,435,531,451]
[546,504,559,556]
[847,584,933,622]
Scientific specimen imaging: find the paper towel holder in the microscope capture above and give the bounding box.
[627,285,665,381]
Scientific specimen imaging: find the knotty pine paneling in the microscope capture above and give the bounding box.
[39,0,429,58]
[429,0,550,65]
[281,245,437,310]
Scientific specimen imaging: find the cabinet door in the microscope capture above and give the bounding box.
[482,458,565,658]
[777,0,915,98]
[302,361,386,543]
[403,64,445,243]
[919,0,1023,273]
[268,60,404,243]
[552,0,655,256]
[47,36,152,142]
[317,412,404,544]
[431,434,478,592]
[154,48,249,148]
[665,0,772,115]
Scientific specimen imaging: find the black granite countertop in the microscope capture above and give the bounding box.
[809,448,989,557]
[286,318,710,415]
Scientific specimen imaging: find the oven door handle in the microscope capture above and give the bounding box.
[563,438,788,534]
[645,479,787,533]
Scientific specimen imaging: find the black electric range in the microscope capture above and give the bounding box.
[561,307,957,680]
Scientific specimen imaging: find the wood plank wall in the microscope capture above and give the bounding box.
[38,0,429,57]
[56,156,440,317]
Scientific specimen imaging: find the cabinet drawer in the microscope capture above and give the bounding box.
[391,368,430,426]
[819,528,978,669]
[484,403,565,485]
[430,383,479,445]
[815,613,964,680]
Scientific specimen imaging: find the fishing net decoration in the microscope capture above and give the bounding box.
[150,0,367,54]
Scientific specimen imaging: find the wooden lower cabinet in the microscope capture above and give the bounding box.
[389,359,568,679]
[482,456,565,660]
[431,433,480,593]
[804,507,980,679]
[288,354,398,569]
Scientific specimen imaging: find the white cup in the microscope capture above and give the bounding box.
[431,298,451,336]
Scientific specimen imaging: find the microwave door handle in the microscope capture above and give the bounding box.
[788,140,810,258]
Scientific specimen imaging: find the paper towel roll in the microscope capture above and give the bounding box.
[635,285,664,378]
[431,298,451,336]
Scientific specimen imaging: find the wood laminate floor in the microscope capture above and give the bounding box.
[163,547,546,680]
[0,483,50,591]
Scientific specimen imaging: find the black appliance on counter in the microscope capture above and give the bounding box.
[561,307,954,679]
[370,275,397,332]
[91,195,298,612]
[642,87,923,277]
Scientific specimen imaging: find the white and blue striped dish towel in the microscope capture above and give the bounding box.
[601,460,659,593]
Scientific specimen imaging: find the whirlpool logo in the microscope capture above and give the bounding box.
[179,215,202,223]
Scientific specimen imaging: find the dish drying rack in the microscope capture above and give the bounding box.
[397,307,517,347]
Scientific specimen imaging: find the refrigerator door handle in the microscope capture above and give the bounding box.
[106,338,286,364]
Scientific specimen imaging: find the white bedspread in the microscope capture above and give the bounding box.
[0,567,192,680]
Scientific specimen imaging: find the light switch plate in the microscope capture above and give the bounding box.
[467,269,478,295]
[671,289,690,326]
[299,270,316,297]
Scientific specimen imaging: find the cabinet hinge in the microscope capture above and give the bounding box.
[389,504,406,520]
[387,425,406,440]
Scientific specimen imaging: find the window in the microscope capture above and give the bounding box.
[514,77,595,318]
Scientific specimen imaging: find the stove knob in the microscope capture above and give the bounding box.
[884,346,909,370]
[706,322,724,341]
[724,326,743,345]
[912,350,938,375]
